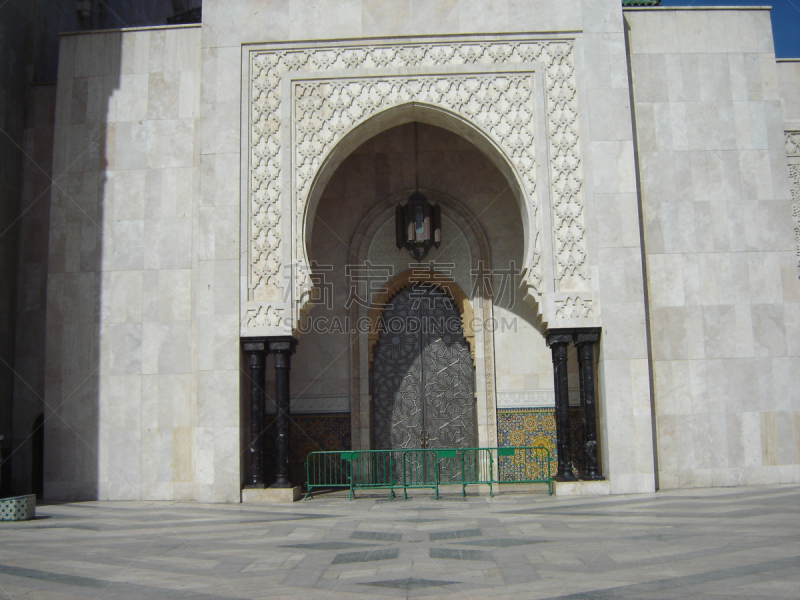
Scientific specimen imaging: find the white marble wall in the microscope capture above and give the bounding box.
[579,6,657,495]
[777,60,800,124]
[44,26,203,500]
[626,8,800,488]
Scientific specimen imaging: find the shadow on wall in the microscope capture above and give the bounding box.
[40,31,121,500]
[39,24,202,501]
[2,0,208,500]
[0,0,36,499]
[9,84,56,498]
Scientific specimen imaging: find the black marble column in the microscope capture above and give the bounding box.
[547,330,578,482]
[574,329,604,480]
[243,340,268,488]
[268,337,297,488]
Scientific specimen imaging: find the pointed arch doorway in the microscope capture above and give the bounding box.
[371,280,476,451]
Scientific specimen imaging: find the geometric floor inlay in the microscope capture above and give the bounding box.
[3,486,797,599]
[361,578,460,589]
[279,541,375,550]
[430,548,491,561]
[458,538,547,547]
[430,528,482,540]
[331,549,400,564]
[350,531,403,542]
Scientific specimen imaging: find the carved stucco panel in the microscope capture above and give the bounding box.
[293,73,536,306]
[787,132,800,273]
[246,38,592,332]
[790,162,799,271]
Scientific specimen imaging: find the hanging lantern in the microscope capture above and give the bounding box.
[396,191,441,261]
[395,122,442,261]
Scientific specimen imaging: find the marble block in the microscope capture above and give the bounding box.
[241,486,301,503]
[553,480,611,497]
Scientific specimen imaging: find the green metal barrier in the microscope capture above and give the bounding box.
[402,449,439,499]
[304,451,354,499]
[304,446,551,500]
[351,450,401,499]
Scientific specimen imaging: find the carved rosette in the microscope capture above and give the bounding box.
[245,37,592,334]
[786,131,800,157]
[554,296,593,320]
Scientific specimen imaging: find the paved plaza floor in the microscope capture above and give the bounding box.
[0,484,798,599]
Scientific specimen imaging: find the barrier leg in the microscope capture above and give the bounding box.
[461,454,466,498]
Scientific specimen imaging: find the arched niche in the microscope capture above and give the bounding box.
[339,188,498,452]
[299,103,541,324]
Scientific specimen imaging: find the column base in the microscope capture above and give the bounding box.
[553,480,610,497]
[241,486,302,503]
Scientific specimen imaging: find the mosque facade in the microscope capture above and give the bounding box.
[2,0,800,502]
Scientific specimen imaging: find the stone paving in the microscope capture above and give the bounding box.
[0,484,798,599]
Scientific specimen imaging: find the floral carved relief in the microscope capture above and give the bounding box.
[790,163,800,269]
[788,131,800,273]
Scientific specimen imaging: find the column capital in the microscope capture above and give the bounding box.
[545,328,574,347]
[242,338,268,353]
[573,328,601,346]
[267,336,298,355]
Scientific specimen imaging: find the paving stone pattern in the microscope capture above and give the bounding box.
[0,486,798,599]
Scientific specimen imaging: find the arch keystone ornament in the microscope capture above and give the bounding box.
[242,35,600,337]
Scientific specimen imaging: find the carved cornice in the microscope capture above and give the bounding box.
[497,389,581,408]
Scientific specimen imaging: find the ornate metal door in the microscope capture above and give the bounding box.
[371,283,475,450]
